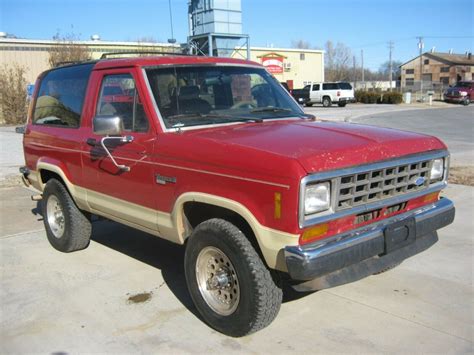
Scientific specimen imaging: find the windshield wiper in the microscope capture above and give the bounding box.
[250,107,292,114]
[203,113,263,123]
[168,112,262,124]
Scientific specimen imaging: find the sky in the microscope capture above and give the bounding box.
[1,0,473,71]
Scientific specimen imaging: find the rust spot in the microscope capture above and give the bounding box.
[128,292,152,304]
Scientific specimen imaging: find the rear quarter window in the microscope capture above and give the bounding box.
[338,82,353,90]
[322,83,338,90]
[33,63,94,128]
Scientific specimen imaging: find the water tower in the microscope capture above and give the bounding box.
[187,0,250,59]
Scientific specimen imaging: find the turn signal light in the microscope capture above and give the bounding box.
[300,223,329,244]
[423,192,440,203]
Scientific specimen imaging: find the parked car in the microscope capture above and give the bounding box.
[444,80,473,105]
[20,55,454,337]
[292,82,355,107]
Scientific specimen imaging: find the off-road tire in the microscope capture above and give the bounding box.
[322,96,332,107]
[338,102,347,107]
[42,178,92,252]
[184,218,282,337]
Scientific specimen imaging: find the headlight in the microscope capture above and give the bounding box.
[430,158,444,181]
[460,91,467,96]
[304,182,330,215]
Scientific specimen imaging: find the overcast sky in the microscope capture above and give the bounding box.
[1,0,473,70]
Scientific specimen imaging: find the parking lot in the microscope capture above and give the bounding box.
[1,106,473,353]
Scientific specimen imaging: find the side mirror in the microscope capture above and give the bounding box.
[93,116,123,136]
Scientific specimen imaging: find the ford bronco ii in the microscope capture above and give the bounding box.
[21,54,455,337]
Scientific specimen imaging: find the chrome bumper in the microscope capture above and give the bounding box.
[285,198,455,282]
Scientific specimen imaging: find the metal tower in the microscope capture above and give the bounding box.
[187,0,250,59]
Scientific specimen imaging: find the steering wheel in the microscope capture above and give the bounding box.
[230,101,257,110]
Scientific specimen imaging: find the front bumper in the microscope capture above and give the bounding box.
[285,198,455,282]
[444,95,467,103]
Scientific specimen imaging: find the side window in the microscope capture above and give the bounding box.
[96,74,149,133]
[312,84,320,91]
[33,64,93,127]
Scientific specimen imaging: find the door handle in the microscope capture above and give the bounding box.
[100,136,134,172]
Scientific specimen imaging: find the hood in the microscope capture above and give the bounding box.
[184,120,446,173]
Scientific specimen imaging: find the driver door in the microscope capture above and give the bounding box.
[81,69,158,232]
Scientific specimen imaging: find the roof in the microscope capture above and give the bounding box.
[400,51,474,67]
[0,37,179,48]
[91,55,261,70]
[249,46,324,54]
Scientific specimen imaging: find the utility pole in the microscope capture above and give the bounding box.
[417,36,424,95]
[353,55,357,89]
[361,49,364,88]
[388,41,394,92]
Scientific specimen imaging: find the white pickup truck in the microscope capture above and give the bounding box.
[292,82,355,107]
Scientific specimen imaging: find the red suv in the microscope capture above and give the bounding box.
[21,55,455,336]
[444,80,474,105]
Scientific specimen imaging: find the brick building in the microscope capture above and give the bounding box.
[400,51,474,91]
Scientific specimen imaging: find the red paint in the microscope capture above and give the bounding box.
[23,56,449,239]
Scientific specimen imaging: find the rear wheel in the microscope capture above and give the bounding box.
[42,178,91,252]
[463,97,470,106]
[184,218,282,337]
[322,96,332,107]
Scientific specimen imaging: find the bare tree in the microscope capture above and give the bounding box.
[291,40,312,49]
[48,31,91,68]
[325,40,353,81]
[0,64,28,124]
[379,60,402,79]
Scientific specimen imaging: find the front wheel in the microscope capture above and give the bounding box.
[184,219,282,337]
[322,96,332,107]
[463,98,470,106]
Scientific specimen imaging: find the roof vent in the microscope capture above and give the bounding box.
[91,34,101,41]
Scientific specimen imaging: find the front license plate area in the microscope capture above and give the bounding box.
[384,217,416,254]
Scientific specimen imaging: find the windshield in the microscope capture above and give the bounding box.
[454,82,471,88]
[145,66,304,128]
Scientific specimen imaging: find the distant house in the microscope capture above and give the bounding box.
[400,52,474,90]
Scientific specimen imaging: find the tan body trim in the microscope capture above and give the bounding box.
[31,165,298,271]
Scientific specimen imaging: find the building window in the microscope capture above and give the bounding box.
[406,78,414,86]
[422,73,432,82]
[300,53,305,61]
[440,77,450,85]
[406,69,414,74]
[424,59,429,65]
[440,67,450,73]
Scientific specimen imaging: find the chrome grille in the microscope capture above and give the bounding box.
[336,159,433,210]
